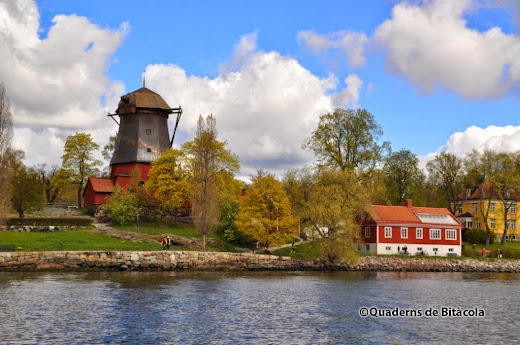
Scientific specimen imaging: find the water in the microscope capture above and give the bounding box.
[0,271,517,344]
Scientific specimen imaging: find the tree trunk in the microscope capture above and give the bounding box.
[77,186,82,208]
[501,208,509,246]
[485,225,491,247]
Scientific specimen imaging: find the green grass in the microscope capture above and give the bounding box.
[0,229,161,252]
[113,222,201,238]
[272,241,322,259]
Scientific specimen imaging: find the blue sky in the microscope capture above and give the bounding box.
[2,0,520,176]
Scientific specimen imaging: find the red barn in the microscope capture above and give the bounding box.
[84,86,181,207]
[360,200,463,257]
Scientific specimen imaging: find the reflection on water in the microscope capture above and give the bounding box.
[0,271,518,344]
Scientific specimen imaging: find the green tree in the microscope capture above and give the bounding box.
[0,82,14,223]
[101,186,140,225]
[146,148,190,223]
[236,171,298,248]
[284,168,369,262]
[303,108,389,171]
[383,149,425,205]
[182,115,240,250]
[56,132,102,208]
[426,152,465,213]
[11,153,45,217]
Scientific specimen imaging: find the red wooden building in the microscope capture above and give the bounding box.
[360,200,463,256]
[83,86,181,207]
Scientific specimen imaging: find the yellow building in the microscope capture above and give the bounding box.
[453,182,520,241]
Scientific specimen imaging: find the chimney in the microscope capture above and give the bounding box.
[405,199,413,208]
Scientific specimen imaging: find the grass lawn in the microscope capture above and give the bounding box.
[0,229,161,252]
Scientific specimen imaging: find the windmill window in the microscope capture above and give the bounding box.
[147,148,151,152]
[146,129,151,135]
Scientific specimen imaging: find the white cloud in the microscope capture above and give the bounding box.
[145,42,359,176]
[0,0,126,167]
[220,31,258,73]
[297,30,368,68]
[332,74,363,108]
[374,0,520,99]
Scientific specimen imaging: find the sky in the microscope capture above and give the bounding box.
[1,0,520,178]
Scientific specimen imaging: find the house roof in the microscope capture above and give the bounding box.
[116,87,172,115]
[464,181,520,200]
[87,177,113,193]
[367,201,462,227]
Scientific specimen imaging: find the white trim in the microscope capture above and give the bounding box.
[430,229,441,240]
[446,229,457,240]
[375,243,461,256]
[416,228,423,239]
[401,227,408,239]
[371,222,462,229]
[365,226,370,238]
[385,227,392,238]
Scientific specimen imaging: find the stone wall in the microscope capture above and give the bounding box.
[1,251,520,272]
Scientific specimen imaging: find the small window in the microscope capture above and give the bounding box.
[365,227,370,238]
[490,218,496,229]
[511,204,517,214]
[416,228,423,239]
[365,245,370,251]
[401,227,408,239]
[448,248,454,252]
[147,147,152,152]
[430,229,441,240]
[457,205,463,214]
[476,219,481,229]
[433,248,438,252]
[513,235,517,240]
[385,227,392,238]
[146,129,151,135]
[472,203,478,213]
[417,247,422,251]
[385,246,391,251]
[490,203,496,213]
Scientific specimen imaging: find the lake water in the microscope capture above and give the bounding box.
[0,271,518,344]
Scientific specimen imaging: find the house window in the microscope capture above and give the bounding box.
[476,219,481,229]
[365,227,370,238]
[385,227,392,238]
[490,219,496,229]
[138,181,145,187]
[507,220,517,230]
[146,129,151,135]
[511,204,516,214]
[365,245,370,251]
[416,228,423,239]
[401,227,408,239]
[433,248,438,252]
[430,229,441,240]
[417,247,422,251]
[472,203,477,213]
[446,229,457,240]
[147,147,152,152]
[386,246,391,251]
[448,248,454,252]
[457,205,463,214]
[490,202,496,213]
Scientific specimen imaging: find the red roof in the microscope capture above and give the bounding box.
[366,200,462,227]
[467,181,520,200]
[87,177,113,193]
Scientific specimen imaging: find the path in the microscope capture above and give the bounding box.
[235,239,305,254]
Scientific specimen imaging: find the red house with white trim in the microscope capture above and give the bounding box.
[360,200,463,257]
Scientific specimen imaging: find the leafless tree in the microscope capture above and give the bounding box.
[0,83,14,223]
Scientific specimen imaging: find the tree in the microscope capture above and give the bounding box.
[303,108,389,171]
[146,148,190,223]
[11,153,45,217]
[383,149,425,205]
[426,152,465,214]
[101,132,118,177]
[34,164,61,203]
[101,186,140,225]
[236,171,298,248]
[0,82,14,223]
[284,168,369,262]
[182,115,240,250]
[57,132,102,208]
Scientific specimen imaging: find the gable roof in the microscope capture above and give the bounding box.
[366,202,462,227]
[86,177,113,193]
[464,181,520,200]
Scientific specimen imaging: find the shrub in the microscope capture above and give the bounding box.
[463,228,495,245]
[101,186,140,225]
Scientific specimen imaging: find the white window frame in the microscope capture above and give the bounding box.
[401,227,408,239]
[385,227,392,238]
[430,229,441,240]
[385,246,391,251]
[490,218,496,229]
[476,219,481,229]
[416,228,423,239]
[511,204,517,214]
[490,202,496,213]
[472,203,477,213]
[446,229,457,240]
[365,227,370,238]
[511,220,517,230]
[448,248,454,252]
[457,205,463,214]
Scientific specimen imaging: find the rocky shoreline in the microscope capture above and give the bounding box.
[1,251,520,272]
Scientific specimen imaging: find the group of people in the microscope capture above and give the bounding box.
[481,247,503,258]
[161,236,171,250]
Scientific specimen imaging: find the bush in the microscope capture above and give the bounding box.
[463,228,495,245]
[101,187,140,225]
[6,217,93,227]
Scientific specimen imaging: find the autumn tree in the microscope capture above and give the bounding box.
[146,148,190,223]
[0,82,14,223]
[182,115,240,250]
[383,149,425,205]
[426,152,465,213]
[11,153,45,217]
[236,171,298,248]
[55,132,102,208]
[303,108,389,171]
[284,168,369,262]
[101,185,140,225]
